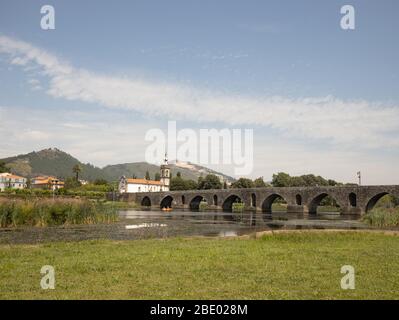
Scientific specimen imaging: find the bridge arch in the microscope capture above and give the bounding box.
[365,192,390,212]
[262,194,287,214]
[308,193,341,214]
[349,192,357,207]
[213,194,218,206]
[189,195,206,210]
[141,196,151,207]
[222,194,242,212]
[296,194,302,205]
[160,195,173,209]
[251,193,257,207]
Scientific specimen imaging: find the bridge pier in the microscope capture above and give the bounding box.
[208,205,223,211]
[340,206,364,215]
[287,205,309,214]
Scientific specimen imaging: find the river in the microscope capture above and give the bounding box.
[0,209,369,244]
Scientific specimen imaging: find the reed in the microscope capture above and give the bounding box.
[0,198,118,227]
[362,207,399,227]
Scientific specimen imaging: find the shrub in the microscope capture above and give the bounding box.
[199,200,208,212]
[232,201,245,213]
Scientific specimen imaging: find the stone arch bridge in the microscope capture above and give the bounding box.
[115,185,399,216]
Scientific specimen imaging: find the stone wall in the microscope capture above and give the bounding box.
[110,185,399,215]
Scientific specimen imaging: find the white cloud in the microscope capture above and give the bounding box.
[27,78,42,90]
[1,35,399,151]
[18,129,50,141]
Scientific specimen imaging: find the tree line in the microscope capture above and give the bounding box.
[169,171,355,191]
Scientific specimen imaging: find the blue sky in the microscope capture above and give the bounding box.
[0,0,398,184]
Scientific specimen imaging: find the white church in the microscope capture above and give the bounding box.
[118,156,170,193]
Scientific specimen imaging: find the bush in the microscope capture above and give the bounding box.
[199,200,208,212]
[232,201,245,213]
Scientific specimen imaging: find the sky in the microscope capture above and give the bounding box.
[0,0,398,184]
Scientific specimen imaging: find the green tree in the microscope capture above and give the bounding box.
[145,170,151,180]
[65,177,81,189]
[26,178,31,189]
[0,161,8,173]
[176,171,182,178]
[231,178,254,189]
[271,172,291,187]
[253,177,267,188]
[290,176,306,187]
[72,164,82,181]
[170,176,198,191]
[328,179,338,186]
[198,174,222,190]
[93,178,108,185]
[185,179,198,190]
[270,172,342,188]
[154,172,161,181]
[170,176,187,191]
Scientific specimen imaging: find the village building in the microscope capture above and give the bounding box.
[0,173,27,191]
[31,176,65,190]
[119,156,170,193]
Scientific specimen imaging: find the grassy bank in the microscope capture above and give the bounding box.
[0,188,106,199]
[362,208,399,227]
[0,198,118,227]
[0,231,398,299]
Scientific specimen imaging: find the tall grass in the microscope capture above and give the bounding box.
[362,207,399,227]
[0,198,118,228]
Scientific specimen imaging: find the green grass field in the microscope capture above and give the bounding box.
[1,231,399,299]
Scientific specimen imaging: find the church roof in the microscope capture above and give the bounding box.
[126,178,163,186]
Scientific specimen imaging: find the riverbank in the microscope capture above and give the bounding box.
[1,231,398,299]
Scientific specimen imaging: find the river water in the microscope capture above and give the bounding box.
[0,210,369,244]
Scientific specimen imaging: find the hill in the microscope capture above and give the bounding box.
[1,148,105,181]
[0,148,235,183]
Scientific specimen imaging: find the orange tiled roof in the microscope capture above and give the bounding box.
[126,178,162,185]
[32,176,64,185]
[32,180,49,185]
[1,173,25,180]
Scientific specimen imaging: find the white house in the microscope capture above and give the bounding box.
[0,173,27,191]
[119,156,171,193]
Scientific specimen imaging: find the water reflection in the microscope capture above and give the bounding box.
[0,209,368,244]
[120,209,367,235]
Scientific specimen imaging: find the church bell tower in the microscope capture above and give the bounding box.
[160,153,170,191]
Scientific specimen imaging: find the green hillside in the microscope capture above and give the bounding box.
[1,148,105,181]
[0,148,233,182]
